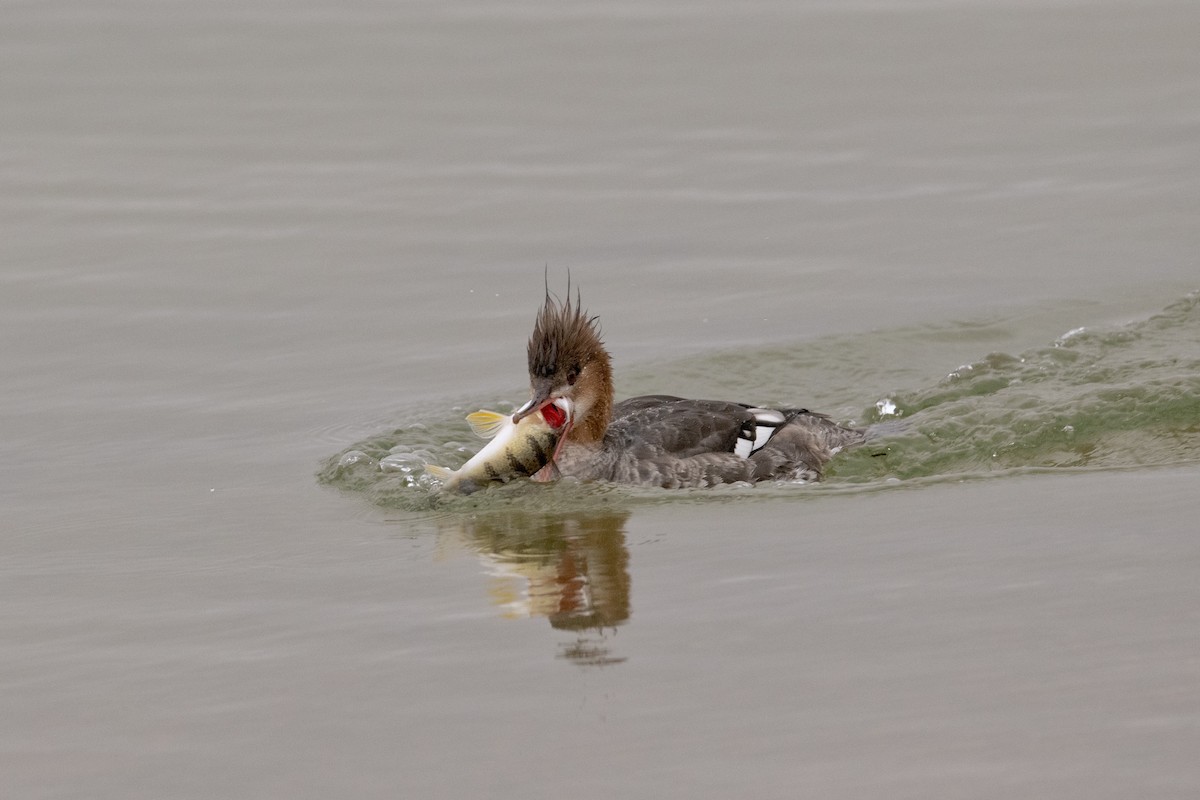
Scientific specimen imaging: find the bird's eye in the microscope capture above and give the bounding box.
[566,367,579,385]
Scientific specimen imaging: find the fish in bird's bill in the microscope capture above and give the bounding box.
[425,398,573,494]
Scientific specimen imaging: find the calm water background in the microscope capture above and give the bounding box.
[3,1,1199,797]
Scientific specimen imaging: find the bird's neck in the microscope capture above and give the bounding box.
[568,352,613,445]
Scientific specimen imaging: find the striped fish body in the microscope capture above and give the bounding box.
[426,404,566,494]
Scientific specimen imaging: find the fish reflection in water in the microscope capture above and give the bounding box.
[437,510,631,665]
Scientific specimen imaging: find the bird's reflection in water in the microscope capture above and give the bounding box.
[439,510,632,666]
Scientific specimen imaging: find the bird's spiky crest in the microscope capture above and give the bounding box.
[527,283,604,380]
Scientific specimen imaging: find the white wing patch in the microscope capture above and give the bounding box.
[734,408,788,458]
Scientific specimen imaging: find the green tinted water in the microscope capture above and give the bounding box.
[835,292,1200,482]
[320,293,1200,509]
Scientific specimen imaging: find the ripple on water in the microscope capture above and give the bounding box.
[320,293,1200,508]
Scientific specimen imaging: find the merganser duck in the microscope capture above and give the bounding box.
[511,291,865,488]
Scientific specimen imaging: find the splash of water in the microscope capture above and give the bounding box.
[320,293,1200,506]
[830,292,1200,482]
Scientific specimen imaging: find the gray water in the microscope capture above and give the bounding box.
[4,1,1199,798]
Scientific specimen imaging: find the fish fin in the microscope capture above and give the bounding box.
[530,446,563,482]
[424,464,453,480]
[466,409,507,439]
[531,460,561,482]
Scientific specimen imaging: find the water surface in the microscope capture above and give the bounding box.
[3,1,1199,798]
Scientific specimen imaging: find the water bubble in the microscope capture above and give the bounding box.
[947,363,975,379]
[414,472,439,490]
[876,398,898,417]
[1054,326,1087,347]
[380,453,425,474]
[337,450,372,467]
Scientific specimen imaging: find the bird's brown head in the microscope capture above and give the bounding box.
[513,289,613,443]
